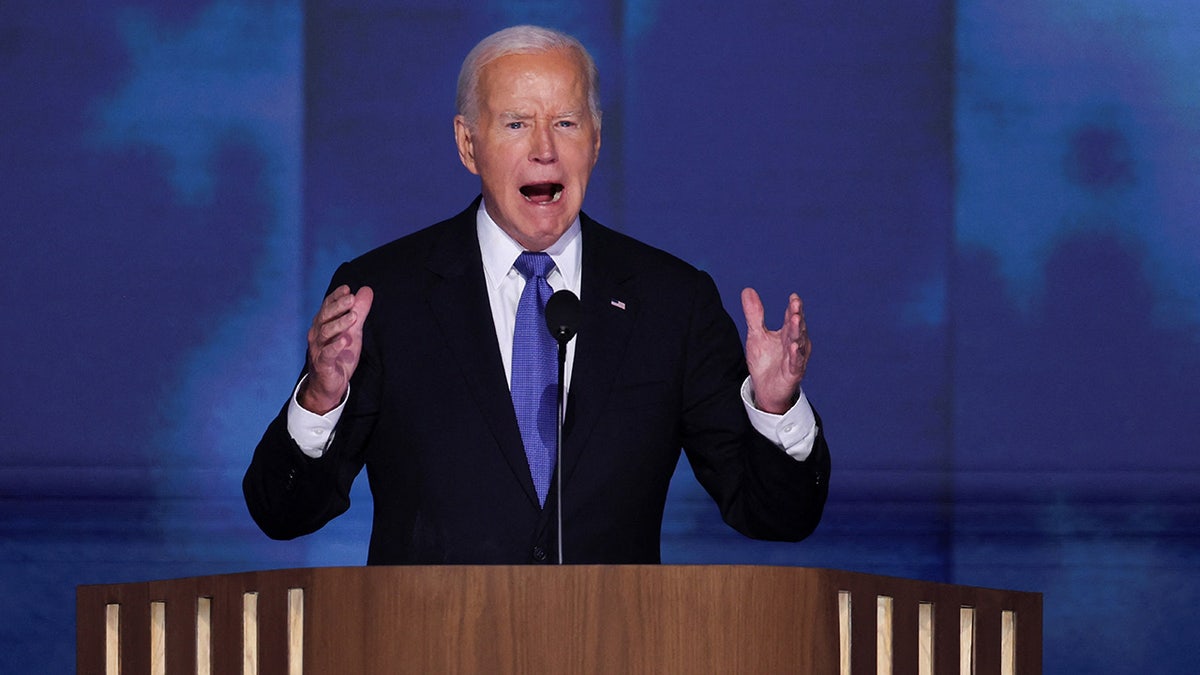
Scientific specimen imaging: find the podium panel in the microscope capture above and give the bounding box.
[78,566,1041,674]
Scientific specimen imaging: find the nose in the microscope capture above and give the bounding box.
[529,122,557,164]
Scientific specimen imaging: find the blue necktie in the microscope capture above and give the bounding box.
[511,252,557,506]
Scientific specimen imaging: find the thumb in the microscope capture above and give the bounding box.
[353,286,375,324]
[741,287,765,335]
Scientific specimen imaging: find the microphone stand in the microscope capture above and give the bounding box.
[554,340,567,565]
[544,289,579,565]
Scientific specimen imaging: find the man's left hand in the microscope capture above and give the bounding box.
[741,288,811,414]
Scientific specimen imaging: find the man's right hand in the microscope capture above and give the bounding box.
[299,284,374,414]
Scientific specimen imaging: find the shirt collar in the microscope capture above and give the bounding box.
[476,200,582,292]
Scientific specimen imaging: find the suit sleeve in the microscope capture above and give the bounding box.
[242,264,383,540]
[678,271,831,542]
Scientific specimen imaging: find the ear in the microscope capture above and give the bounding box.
[454,115,480,175]
[591,122,602,168]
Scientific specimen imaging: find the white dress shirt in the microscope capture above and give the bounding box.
[288,203,817,462]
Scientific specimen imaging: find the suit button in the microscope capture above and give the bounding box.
[532,546,547,562]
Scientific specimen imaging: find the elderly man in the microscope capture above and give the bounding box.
[244,25,830,564]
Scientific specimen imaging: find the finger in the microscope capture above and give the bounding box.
[308,307,352,350]
[314,309,361,346]
[776,293,800,342]
[315,286,356,325]
[741,287,766,335]
[796,334,813,377]
[312,288,372,357]
[797,298,809,347]
[312,334,353,366]
[349,286,375,335]
[325,284,352,307]
[778,342,802,382]
[312,285,367,334]
[782,292,800,320]
[784,293,805,324]
[797,325,809,355]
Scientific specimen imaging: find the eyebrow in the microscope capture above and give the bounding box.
[499,110,584,120]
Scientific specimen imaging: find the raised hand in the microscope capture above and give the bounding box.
[741,288,811,414]
[299,284,374,414]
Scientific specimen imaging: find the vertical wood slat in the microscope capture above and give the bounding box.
[960,607,976,674]
[196,597,212,675]
[288,588,305,675]
[876,596,893,675]
[243,592,259,675]
[1001,610,1017,675]
[149,601,165,675]
[918,602,934,675]
[104,604,120,675]
[839,591,852,675]
[137,577,194,674]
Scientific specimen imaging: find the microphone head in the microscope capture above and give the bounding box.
[545,290,581,344]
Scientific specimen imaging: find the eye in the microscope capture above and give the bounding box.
[556,120,576,128]
[506,121,524,130]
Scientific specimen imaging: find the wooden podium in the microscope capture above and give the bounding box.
[78,566,1040,674]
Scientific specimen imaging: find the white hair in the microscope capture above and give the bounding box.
[455,25,601,128]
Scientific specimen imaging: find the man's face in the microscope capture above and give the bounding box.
[454,49,601,252]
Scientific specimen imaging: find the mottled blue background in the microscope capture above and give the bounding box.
[2,1,1197,672]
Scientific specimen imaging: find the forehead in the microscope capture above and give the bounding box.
[477,50,588,108]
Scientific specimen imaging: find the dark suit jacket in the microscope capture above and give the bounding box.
[244,200,830,564]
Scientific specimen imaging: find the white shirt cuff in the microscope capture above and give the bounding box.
[286,375,346,458]
[740,377,817,461]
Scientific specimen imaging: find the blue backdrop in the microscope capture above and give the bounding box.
[2,1,1197,672]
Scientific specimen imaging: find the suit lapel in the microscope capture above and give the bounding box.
[425,202,541,506]
[561,215,639,486]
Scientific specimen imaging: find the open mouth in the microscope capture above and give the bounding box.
[520,183,564,204]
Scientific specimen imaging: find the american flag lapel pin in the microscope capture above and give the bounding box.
[610,298,626,310]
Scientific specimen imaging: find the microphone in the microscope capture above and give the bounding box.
[544,290,579,564]
[545,289,581,344]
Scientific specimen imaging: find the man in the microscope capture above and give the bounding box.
[244,25,830,564]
